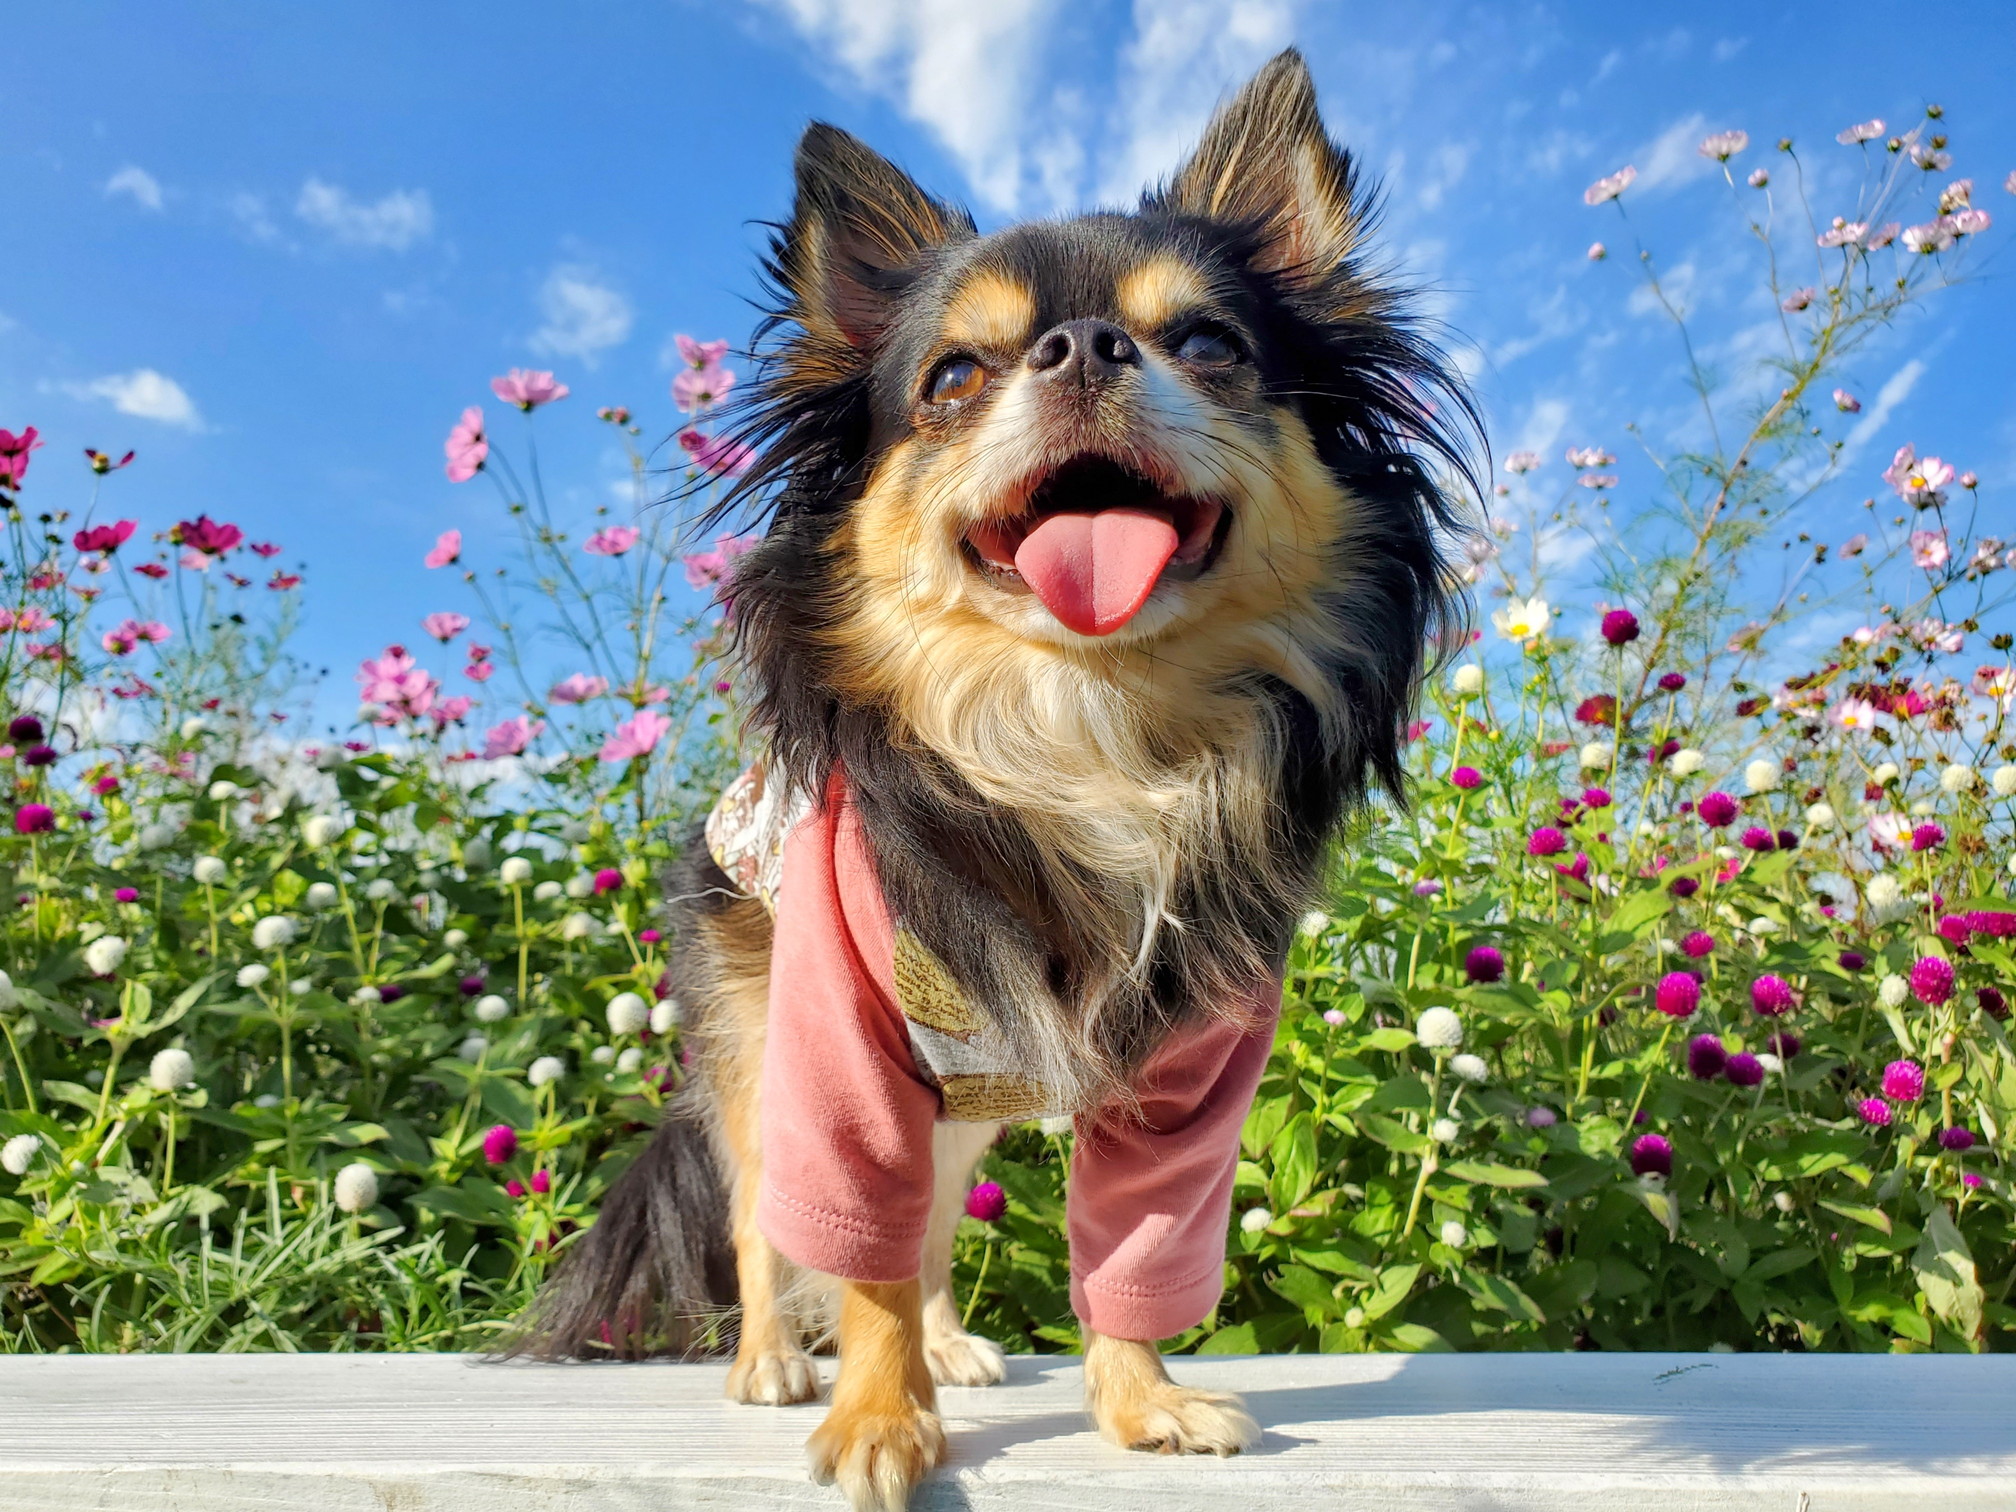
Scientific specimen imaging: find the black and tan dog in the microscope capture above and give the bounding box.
[514,49,1473,1512]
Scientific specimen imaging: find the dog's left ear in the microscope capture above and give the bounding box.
[1156,50,1361,283]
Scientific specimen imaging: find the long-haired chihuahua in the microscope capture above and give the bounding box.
[512,48,1476,1512]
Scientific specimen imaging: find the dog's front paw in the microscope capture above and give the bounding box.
[807,1403,946,1512]
[1092,1381,1258,1456]
[923,1324,1007,1387]
[727,1345,821,1406]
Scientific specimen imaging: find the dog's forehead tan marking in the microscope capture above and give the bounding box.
[942,269,1037,351]
[1114,256,1212,332]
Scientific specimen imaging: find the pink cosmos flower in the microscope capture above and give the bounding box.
[429,694,474,729]
[1910,530,1949,569]
[1587,242,1605,260]
[1565,446,1615,468]
[0,426,44,489]
[677,427,756,478]
[1884,445,1955,507]
[490,369,569,411]
[425,530,462,569]
[268,572,301,590]
[583,525,640,557]
[422,611,469,642]
[599,709,672,763]
[1836,118,1884,145]
[681,533,759,589]
[1697,130,1748,161]
[1816,220,1865,249]
[1747,168,1768,188]
[1950,208,1991,235]
[672,364,736,413]
[72,520,136,554]
[133,562,168,579]
[250,542,282,557]
[445,406,487,482]
[1781,288,1815,312]
[481,715,544,759]
[1902,220,1957,254]
[356,644,440,722]
[675,335,730,370]
[1863,222,1900,249]
[1504,451,1542,474]
[1583,165,1636,205]
[173,515,243,557]
[1828,697,1883,731]
[465,661,495,683]
[1867,813,1912,850]
[179,548,212,571]
[548,673,608,705]
[1839,532,1868,557]
[11,607,53,633]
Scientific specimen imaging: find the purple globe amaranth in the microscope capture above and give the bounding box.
[1629,1134,1674,1177]
[1766,1029,1802,1059]
[1680,930,1715,959]
[1656,672,1687,693]
[1978,986,2010,1021]
[1881,1059,1925,1103]
[1724,1052,1766,1087]
[1525,1105,1558,1128]
[1838,950,1867,973]
[1655,971,1702,1018]
[1668,876,1699,898]
[7,714,44,742]
[1464,945,1506,983]
[1858,1097,1893,1128]
[1938,1127,1976,1153]
[1697,791,1739,827]
[1449,765,1483,790]
[1739,825,1776,852]
[459,974,486,996]
[1908,956,1955,1006]
[377,983,406,1004]
[1687,1033,1728,1080]
[1527,826,1568,857]
[1750,974,1795,1016]
[481,1124,518,1164]
[964,1181,1007,1222]
[1600,608,1641,646]
[21,744,56,768]
[1776,828,1799,852]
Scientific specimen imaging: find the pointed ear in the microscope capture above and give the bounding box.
[1157,50,1361,281]
[775,123,975,349]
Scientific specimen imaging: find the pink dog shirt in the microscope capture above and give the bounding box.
[714,767,1279,1341]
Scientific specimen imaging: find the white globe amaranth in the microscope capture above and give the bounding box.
[1878,974,1908,1009]
[333,1162,379,1214]
[1297,910,1330,938]
[1579,742,1613,771]
[474,994,511,1024]
[2,1132,40,1176]
[1872,761,1900,786]
[192,855,228,885]
[289,978,311,996]
[463,837,494,871]
[1940,763,1977,794]
[1804,802,1836,830]
[304,881,339,911]
[1757,1053,1784,1074]
[148,1047,196,1092]
[179,715,209,739]
[1439,1220,1469,1248]
[1343,1305,1366,1329]
[606,991,650,1036]
[616,1047,644,1073]
[250,915,297,950]
[1748,915,1779,936]
[443,928,469,949]
[1430,1118,1461,1143]
[1449,1053,1489,1084]
[1744,759,1781,793]
[591,1044,616,1066]
[533,880,563,902]
[137,821,181,851]
[1865,875,1905,921]
[253,1093,280,1109]
[236,963,271,989]
[301,813,344,848]
[1668,749,1705,777]
[457,1034,488,1062]
[560,912,598,941]
[499,856,534,886]
[527,1055,567,1088]
[1451,664,1484,696]
[649,999,681,1035]
[83,935,129,976]
[1415,1006,1464,1050]
[564,873,596,900]
[1908,799,1935,818]
[350,985,383,1006]
[207,779,239,802]
[1239,1206,1273,1234]
[364,878,397,902]
[1994,765,2016,798]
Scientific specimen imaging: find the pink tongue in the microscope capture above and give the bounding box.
[1014,508,1179,637]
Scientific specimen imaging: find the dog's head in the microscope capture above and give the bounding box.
[730,50,1475,803]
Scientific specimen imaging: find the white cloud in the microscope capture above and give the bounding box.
[1511,396,1572,462]
[105,165,163,211]
[61,369,202,429]
[1841,358,1925,466]
[530,266,633,365]
[1629,112,1712,195]
[295,178,433,251]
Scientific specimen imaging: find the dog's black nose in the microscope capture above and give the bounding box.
[1027,319,1140,385]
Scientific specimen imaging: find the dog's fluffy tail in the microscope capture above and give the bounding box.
[498,1093,738,1360]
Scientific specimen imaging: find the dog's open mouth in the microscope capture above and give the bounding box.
[963,456,1228,636]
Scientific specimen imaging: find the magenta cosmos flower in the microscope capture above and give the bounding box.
[481,1124,518,1164]
[490,369,570,411]
[444,407,487,482]
[73,519,136,554]
[14,803,54,834]
[1527,826,1568,857]
[1464,945,1505,983]
[1600,608,1640,646]
[1909,956,1955,1006]
[965,1182,1008,1222]
[1449,765,1483,790]
[1628,1134,1672,1177]
[1687,1033,1728,1080]
[1655,971,1701,1018]
[1750,975,1795,1016]
[1696,791,1739,827]
[583,525,640,557]
[599,710,671,764]
[0,425,44,488]
[424,529,462,569]
[173,515,243,557]
[1881,1060,1925,1103]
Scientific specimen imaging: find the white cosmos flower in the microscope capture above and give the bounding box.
[1491,595,1551,644]
[250,916,296,950]
[606,992,650,1036]
[528,1056,566,1088]
[236,963,271,989]
[2,1132,39,1176]
[148,1047,195,1091]
[1668,749,1706,777]
[1415,1007,1464,1050]
[179,716,209,739]
[1452,664,1485,696]
[333,1163,379,1214]
[83,935,129,975]
[474,994,510,1024]
[1744,759,1781,793]
[301,814,344,848]
[305,882,338,911]
[500,856,533,885]
[1239,1206,1273,1234]
[1940,763,1976,794]
[1439,1220,1469,1248]
[192,856,228,885]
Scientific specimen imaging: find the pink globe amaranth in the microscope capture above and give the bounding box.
[1724,1052,1766,1087]
[114,886,140,903]
[1739,825,1776,852]
[1680,930,1715,959]
[1525,1105,1558,1128]
[1965,911,2016,940]
[1600,608,1641,646]
[1963,1171,1984,1189]
[593,867,624,894]
[1464,944,1505,983]
[1686,1033,1728,1079]
[13,804,54,835]
[1654,971,1701,1018]
[1858,1097,1893,1127]
[1938,1127,1975,1153]
[1629,1134,1673,1177]
[1697,791,1739,827]
[1910,822,1945,853]
[1750,974,1795,1016]
[481,1124,518,1164]
[964,1181,1007,1222]
[1581,786,1612,809]
[1908,956,1955,1006]
[1936,914,1971,948]
[1880,1059,1925,1103]
[1449,765,1483,790]
[1527,826,1568,857]
[505,1178,527,1199]
[1657,672,1687,693]
[531,1168,552,1195]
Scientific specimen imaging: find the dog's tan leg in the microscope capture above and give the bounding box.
[920,1120,1007,1387]
[807,1277,944,1512]
[1083,1329,1258,1455]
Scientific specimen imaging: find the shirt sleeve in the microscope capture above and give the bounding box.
[1065,989,1280,1340]
[755,780,942,1283]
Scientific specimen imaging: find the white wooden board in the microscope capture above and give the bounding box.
[0,1350,2010,1509]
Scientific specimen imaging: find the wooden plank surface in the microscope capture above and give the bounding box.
[0,1350,2011,1510]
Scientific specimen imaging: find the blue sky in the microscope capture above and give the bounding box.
[6,1,2012,731]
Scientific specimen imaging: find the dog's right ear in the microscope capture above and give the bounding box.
[776,124,974,353]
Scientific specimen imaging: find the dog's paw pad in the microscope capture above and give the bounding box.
[727,1347,821,1406]
[807,1408,946,1512]
[1098,1385,1258,1457]
[924,1327,1007,1387]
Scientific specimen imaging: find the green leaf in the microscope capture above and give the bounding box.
[410,1182,513,1225]
[1461,1270,1547,1324]
[1441,1160,1548,1189]
[1360,1262,1420,1321]
[1378,1322,1453,1352]
[1912,1203,1984,1347]
[1268,1113,1318,1209]
[1636,1183,1680,1239]
[1820,1200,1893,1237]
[1359,1113,1431,1154]
[1604,889,1672,941]
[1359,1028,1420,1053]
[1193,1321,1259,1355]
[1741,1247,1818,1285]
[1268,1264,1341,1320]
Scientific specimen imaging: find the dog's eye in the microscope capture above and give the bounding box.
[1175,325,1245,367]
[925,358,987,405]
